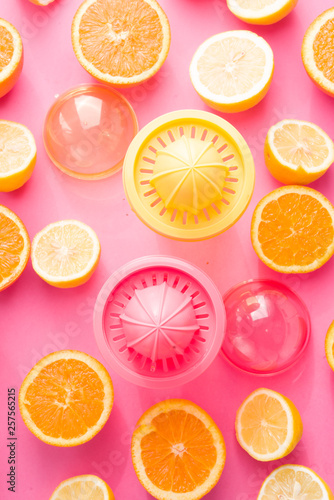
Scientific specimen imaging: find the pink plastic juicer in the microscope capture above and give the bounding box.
[94,256,225,389]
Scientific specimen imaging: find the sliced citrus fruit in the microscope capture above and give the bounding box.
[325,320,334,371]
[227,0,298,25]
[19,350,114,447]
[236,388,303,462]
[302,8,334,97]
[71,0,171,87]
[132,399,226,500]
[50,475,115,500]
[31,220,101,288]
[0,205,30,291]
[0,121,37,192]
[257,464,334,499]
[264,119,334,185]
[0,19,23,98]
[251,185,334,273]
[189,31,274,113]
[29,0,56,5]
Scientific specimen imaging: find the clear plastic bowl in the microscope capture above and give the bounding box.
[221,279,311,375]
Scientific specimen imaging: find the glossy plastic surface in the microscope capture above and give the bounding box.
[94,256,226,388]
[123,110,255,241]
[44,84,138,180]
[221,279,311,375]
[120,282,199,361]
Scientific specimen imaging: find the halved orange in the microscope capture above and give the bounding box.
[132,399,226,500]
[0,205,30,291]
[19,350,114,447]
[72,0,171,87]
[0,19,23,98]
[302,8,334,97]
[251,185,334,273]
[50,475,115,500]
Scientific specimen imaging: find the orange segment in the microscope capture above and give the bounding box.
[251,186,334,273]
[313,19,334,82]
[72,0,171,87]
[0,205,30,291]
[50,475,115,500]
[19,350,114,447]
[236,388,303,462]
[302,8,334,96]
[132,399,225,500]
[0,19,23,98]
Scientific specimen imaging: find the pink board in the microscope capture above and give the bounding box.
[1,0,334,498]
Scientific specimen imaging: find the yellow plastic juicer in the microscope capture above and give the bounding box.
[123,110,255,241]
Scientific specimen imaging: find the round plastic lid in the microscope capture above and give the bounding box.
[94,256,225,389]
[44,84,138,180]
[123,110,255,241]
[221,279,310,375]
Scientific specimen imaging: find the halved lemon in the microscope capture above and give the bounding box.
[72,0,171,87]
[0,120,37,192]
[132,399,226,500]
[189,30,274,113]
[31,220,101,288]
[257,464,334,499]
[19,350,114,447]
[227,0,298,25]
[325,320,334,371]
[302,8,334,97]
[0,18,23,98]
[0,205,30,291]
[50,475,115,500]
[251,185,334,273]
[264,119,334,185]
[235,388,303,462]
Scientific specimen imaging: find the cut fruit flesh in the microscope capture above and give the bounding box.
[132,399,226,500]
[257,464,334,499]
[71,0,171,87]
[236,388,303,461]
[31,220,101,288]
[264,119,334,185]
[190,31,274,112]
[19,350,114,447]
[251,186,334,273]
[302,8,334,96]
[0,205,30,291]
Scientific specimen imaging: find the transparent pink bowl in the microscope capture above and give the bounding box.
[221,279,311,375]
[94,256,225,388]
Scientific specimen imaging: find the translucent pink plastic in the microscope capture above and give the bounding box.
[43,84,138,180]
[94,256,225,388]
[221,279,310,375]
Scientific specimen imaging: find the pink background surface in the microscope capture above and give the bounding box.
[1,0,334,498]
